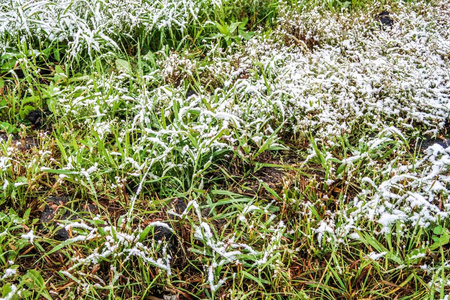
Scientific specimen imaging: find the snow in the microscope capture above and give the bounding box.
[21,230,35,244]
[1,268,17,279]
[0,0,449,294]
[367,252,387,260]
[208,262,226,293]
[147,221,174,233]
[0,284,18,300]
[0,157,11,171]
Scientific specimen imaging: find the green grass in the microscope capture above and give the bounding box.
[1,0,450,299]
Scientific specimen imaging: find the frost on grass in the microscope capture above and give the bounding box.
[233,2,450,140]
[193,215,286,293]
[49,71,269,192]
[1,0,200,56]
[0,0,232,59]
[1,0,450,296]
[307,128,450,249]
[355,141,449,231]
[55,219,173,286]
[218,0,450,245]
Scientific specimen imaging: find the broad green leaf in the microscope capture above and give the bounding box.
[115,58,131,74]
[433,225,443,235]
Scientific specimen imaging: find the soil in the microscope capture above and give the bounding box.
[26,109,51,128]
[0,132,40,151]
[153,225,174,242]
[39,196,100,241]
[170,198,188,214]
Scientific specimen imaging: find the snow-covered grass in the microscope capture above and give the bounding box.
[1,0,449,298]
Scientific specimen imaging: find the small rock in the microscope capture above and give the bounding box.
[171,198,187,214]
[39,196,70,241]
[39,196,69,222]
[378,11,394,28]
[54,226,70,241]
[417,138,450,153]
[186,89,197,99]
